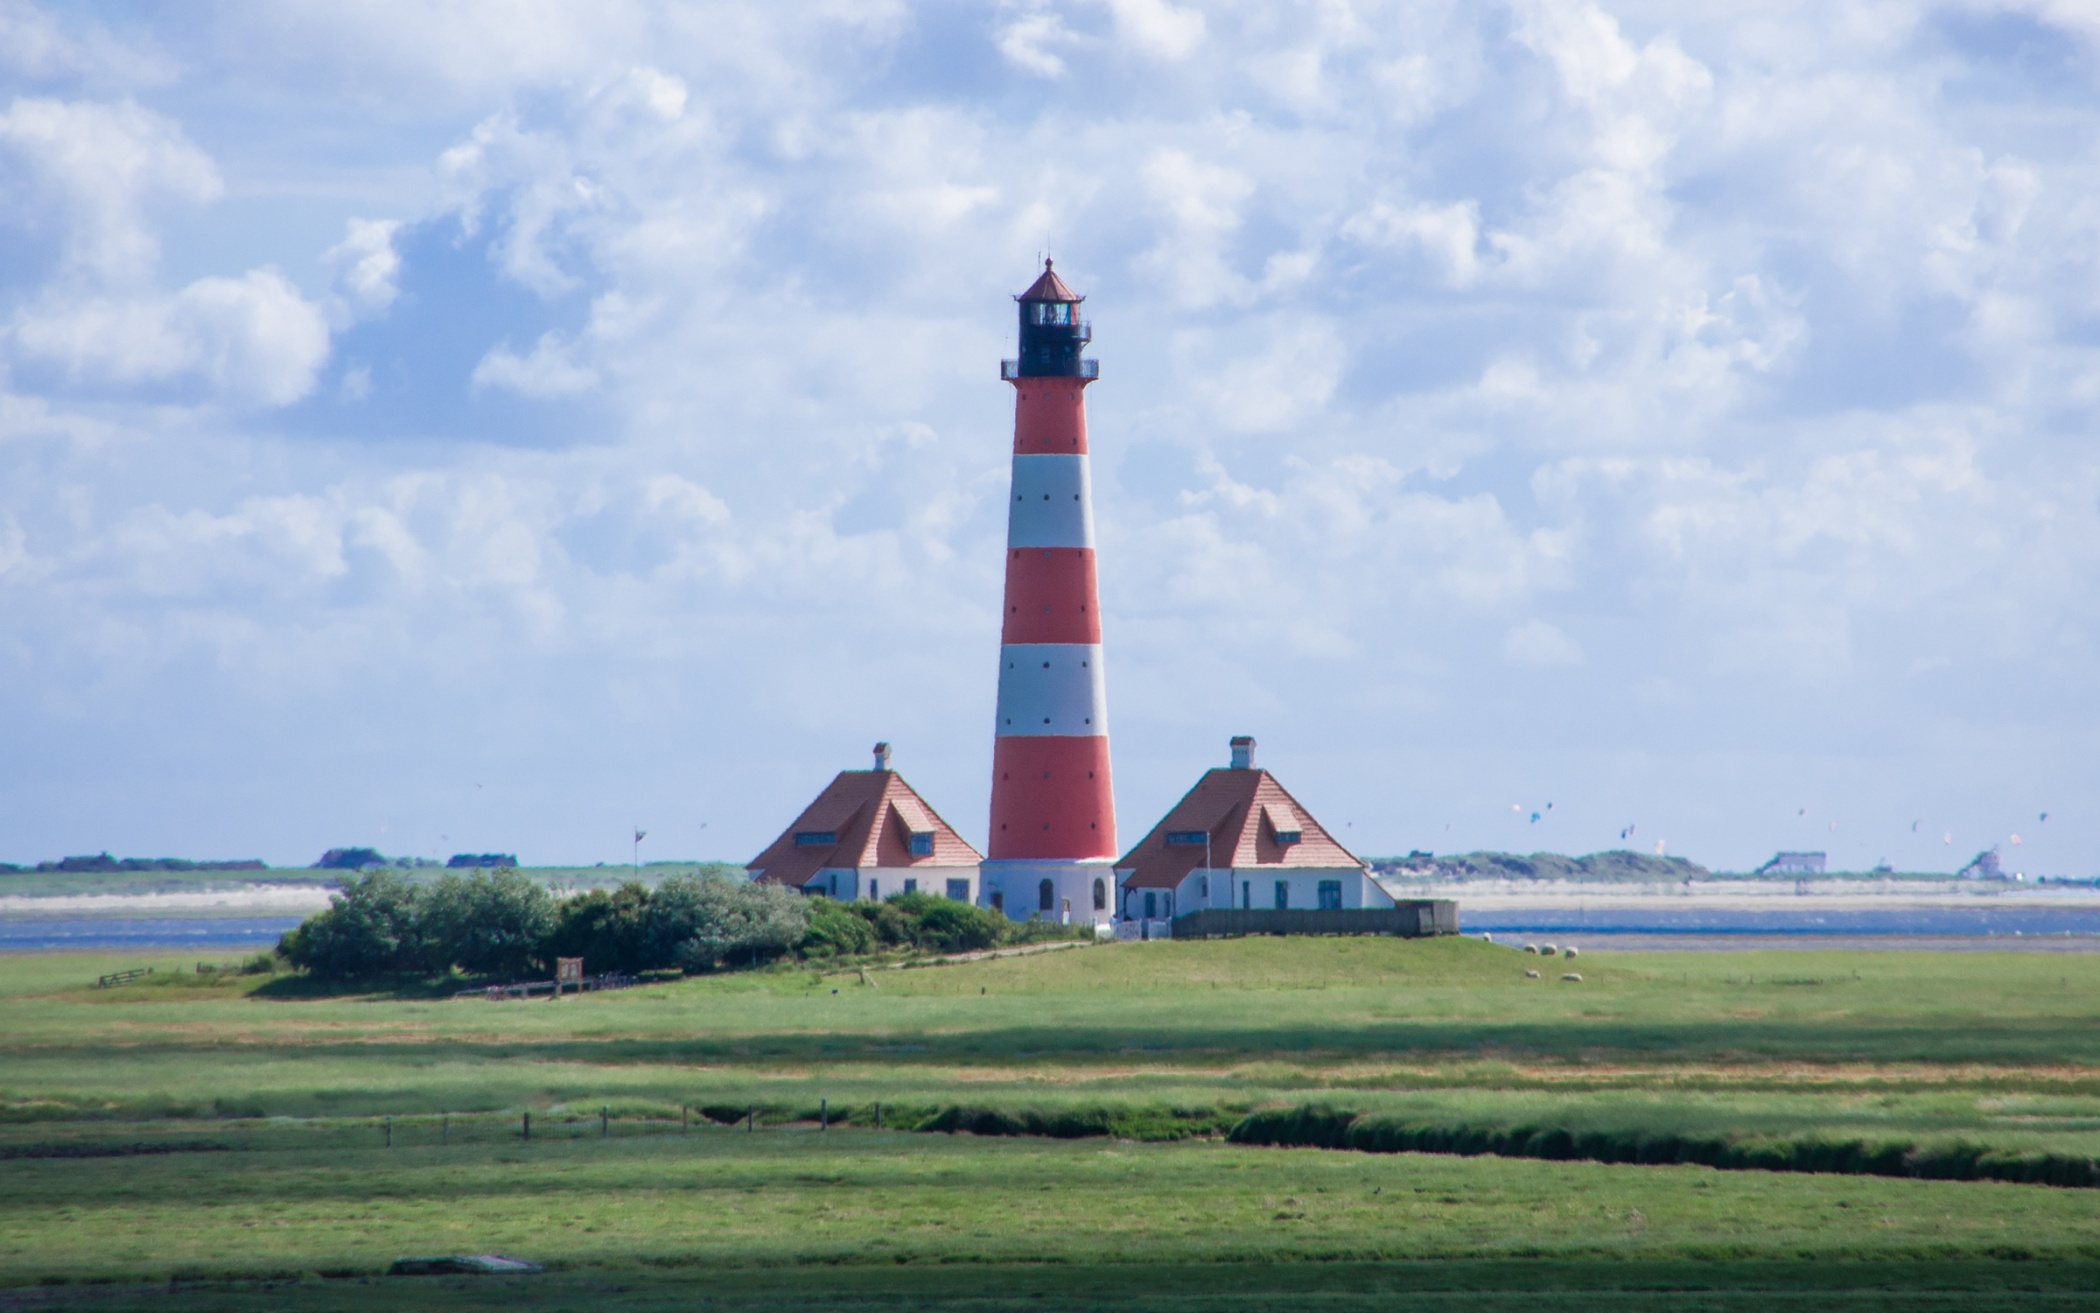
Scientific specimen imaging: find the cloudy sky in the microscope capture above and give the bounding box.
[1,0,2095,874]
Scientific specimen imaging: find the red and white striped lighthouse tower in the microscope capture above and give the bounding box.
[982,260,1116,927]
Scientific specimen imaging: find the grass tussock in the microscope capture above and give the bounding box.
[1230,1103,2100,1189]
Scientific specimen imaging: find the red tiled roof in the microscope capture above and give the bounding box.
[1017,259,1080,303]
[748,770,982,889]
[1116,768,1361,889]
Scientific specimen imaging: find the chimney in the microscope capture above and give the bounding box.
[1229,736,1255,770]
[873,741,892,772]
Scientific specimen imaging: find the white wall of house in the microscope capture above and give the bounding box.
[867,866,979,903]
[805,866,980,902]
[1115,865,1393,918]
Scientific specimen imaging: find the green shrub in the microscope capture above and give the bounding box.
[422,869,557,979]
[842,898,915,948]
[799,899,878,958]
[882,892,1004,953]
[278,871,428,980]
[1226,1104,2100,1190]
[544,882,654,975]
[649,873,809,971]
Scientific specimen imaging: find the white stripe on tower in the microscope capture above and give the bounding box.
[994,643,1109,737]
[1005,454,1094,549]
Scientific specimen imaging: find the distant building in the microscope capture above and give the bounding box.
[1114,736,1394,922]
[1755,851,1826,875]
[748,743,982,903]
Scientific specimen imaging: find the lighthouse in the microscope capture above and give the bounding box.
[981,261,1117,927]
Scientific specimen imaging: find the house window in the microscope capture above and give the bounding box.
[1242,881,1251,909]
[1274,881,1289,910]
[1143,890,1157,919]
[909,832,934,857]
[828,873,838,897]
[869,878,879,900]
[795,831,836,846]
[1273,829,1302,847]
[947,878,970,901]
[1038,878,1054,911]
[1092,877,1106,910]
[904,878,918,895]
[1196,875,1209,899]
[1318,880,1342,910]
[1165,831,1206,846]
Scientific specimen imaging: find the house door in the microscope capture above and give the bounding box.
[1273,881,1289,910]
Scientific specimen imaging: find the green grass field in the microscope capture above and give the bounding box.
[7,937,2100,1309]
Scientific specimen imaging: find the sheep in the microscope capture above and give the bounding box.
[1523,943,1539,954]
[1524,968,1541,979]
[1561,972,1583,982]
[1540,943,1558,956]
[1563,946,1579,961]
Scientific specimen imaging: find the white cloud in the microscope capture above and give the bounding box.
[1504,619,1582,667]
[1,2,2098,872]
[13,269,330,407]
[996,8,1073,78]
[0,96,219,283]
[1344,199,1489,287]
[324,218,403,320]
[471,332,600,398]
[1101,0,1205,61]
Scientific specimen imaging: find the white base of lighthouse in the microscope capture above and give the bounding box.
[979,859,1116,929]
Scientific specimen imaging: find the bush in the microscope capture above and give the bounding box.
[544,882,655,975]
[1225,1104,2100,1191]
[842,899,915,948]
[648,872,809,971]
[884,892,1004,954]
[278,871,428,979]
[422,869,557,978]
[799,899,878,958]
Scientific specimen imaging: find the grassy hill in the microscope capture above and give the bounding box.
[6,936,2100,1307]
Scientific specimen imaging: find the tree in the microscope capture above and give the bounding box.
[544,882,654,975]
[647,872,809,972]
[278,870,428,979]
[313,847,386,871]
[421,869,556,979]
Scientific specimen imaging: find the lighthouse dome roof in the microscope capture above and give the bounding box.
[1017,259,1082,303]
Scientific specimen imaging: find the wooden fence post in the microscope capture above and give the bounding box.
[441,1112,449,1146]
[384,1116,392,1148]
[820,1098,828,1130]
[601,1105,609,1139]
[523,1111,531,1142]
[746,1107,754,1133]
[875,1102,882,1130]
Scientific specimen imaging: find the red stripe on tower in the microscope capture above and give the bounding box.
[984,261,1117,926]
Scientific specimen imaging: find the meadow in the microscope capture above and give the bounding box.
[6,936,2100,1309]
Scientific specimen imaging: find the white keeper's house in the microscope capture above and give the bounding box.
[1114,737,1393,922]
[748,743,982,903]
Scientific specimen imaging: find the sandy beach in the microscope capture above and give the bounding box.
[0,884,337,917]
